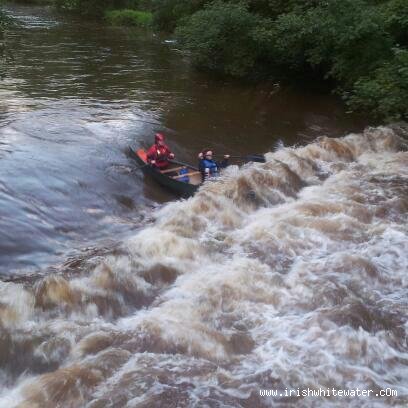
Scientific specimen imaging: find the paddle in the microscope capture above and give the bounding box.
[214,154,266,163]
[169,155,265,170]
[135,160,196,172]
[233,154,265,163]
[169,159,198,170]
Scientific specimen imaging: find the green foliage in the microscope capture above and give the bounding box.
[105,8,152,27]
[347,48,408,121]
[0,11,4,42]
[0,6,12,60]
[151,0,207,32]
[0,6,11,34]
[272,0,393,85]
[54,0,128,18]
[176,1,268,77]
[380,0,408,46]
[0,8,5,27]
[245,0,319,18]
[7,0,54,3]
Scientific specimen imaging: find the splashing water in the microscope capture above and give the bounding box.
[0,126,407,407]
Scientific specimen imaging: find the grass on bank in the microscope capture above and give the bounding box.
[104,9,152,28]
[6,0,54,4]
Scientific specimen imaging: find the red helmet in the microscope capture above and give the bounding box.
[155,133,165,143]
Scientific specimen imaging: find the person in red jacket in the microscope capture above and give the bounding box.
[146,133,175,170]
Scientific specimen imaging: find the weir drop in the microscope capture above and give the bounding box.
[0,125,407,407]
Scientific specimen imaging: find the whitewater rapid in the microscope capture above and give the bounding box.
[0,125,407,407]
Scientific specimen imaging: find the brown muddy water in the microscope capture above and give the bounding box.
[0,4,407,408]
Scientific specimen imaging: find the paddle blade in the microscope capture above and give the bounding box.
[244,154,266,163]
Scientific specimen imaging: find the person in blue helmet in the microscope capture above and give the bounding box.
[198,149,230,182]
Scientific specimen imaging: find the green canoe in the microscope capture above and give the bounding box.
[128,147,201,198]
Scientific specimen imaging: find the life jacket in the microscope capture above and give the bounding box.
[199,158,219,179]
[146,143,172,169]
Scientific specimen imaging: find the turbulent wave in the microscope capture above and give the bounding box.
[0,126,407,407]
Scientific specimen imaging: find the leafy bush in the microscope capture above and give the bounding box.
[0,12,5,44]
[152,0,207,32]
[0,7,6,27]
[347,48,408,121]
[0,6,11,36]
[245,0,320,18]
[176,1,268,77]
[380,0,408,47]
[0,7,12,61]
[105,9,152,27]
[8,0,54,3]
[272,0,393,85]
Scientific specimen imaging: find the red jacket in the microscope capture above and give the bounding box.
[146,143,172,169]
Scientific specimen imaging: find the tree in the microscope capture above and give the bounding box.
[272,0,393,85]
[152,0,207,31]
[176,1,267,77]
[347,48,408,120]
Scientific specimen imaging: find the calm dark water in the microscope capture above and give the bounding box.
[0,4,364,274]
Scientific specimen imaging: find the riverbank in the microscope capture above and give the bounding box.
[2,0,153,26]
[54,0,153,27]
[3,1,407,122]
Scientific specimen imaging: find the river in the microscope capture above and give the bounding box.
[0,4,407,408]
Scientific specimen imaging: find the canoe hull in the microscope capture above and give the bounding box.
[129,147,199,198]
